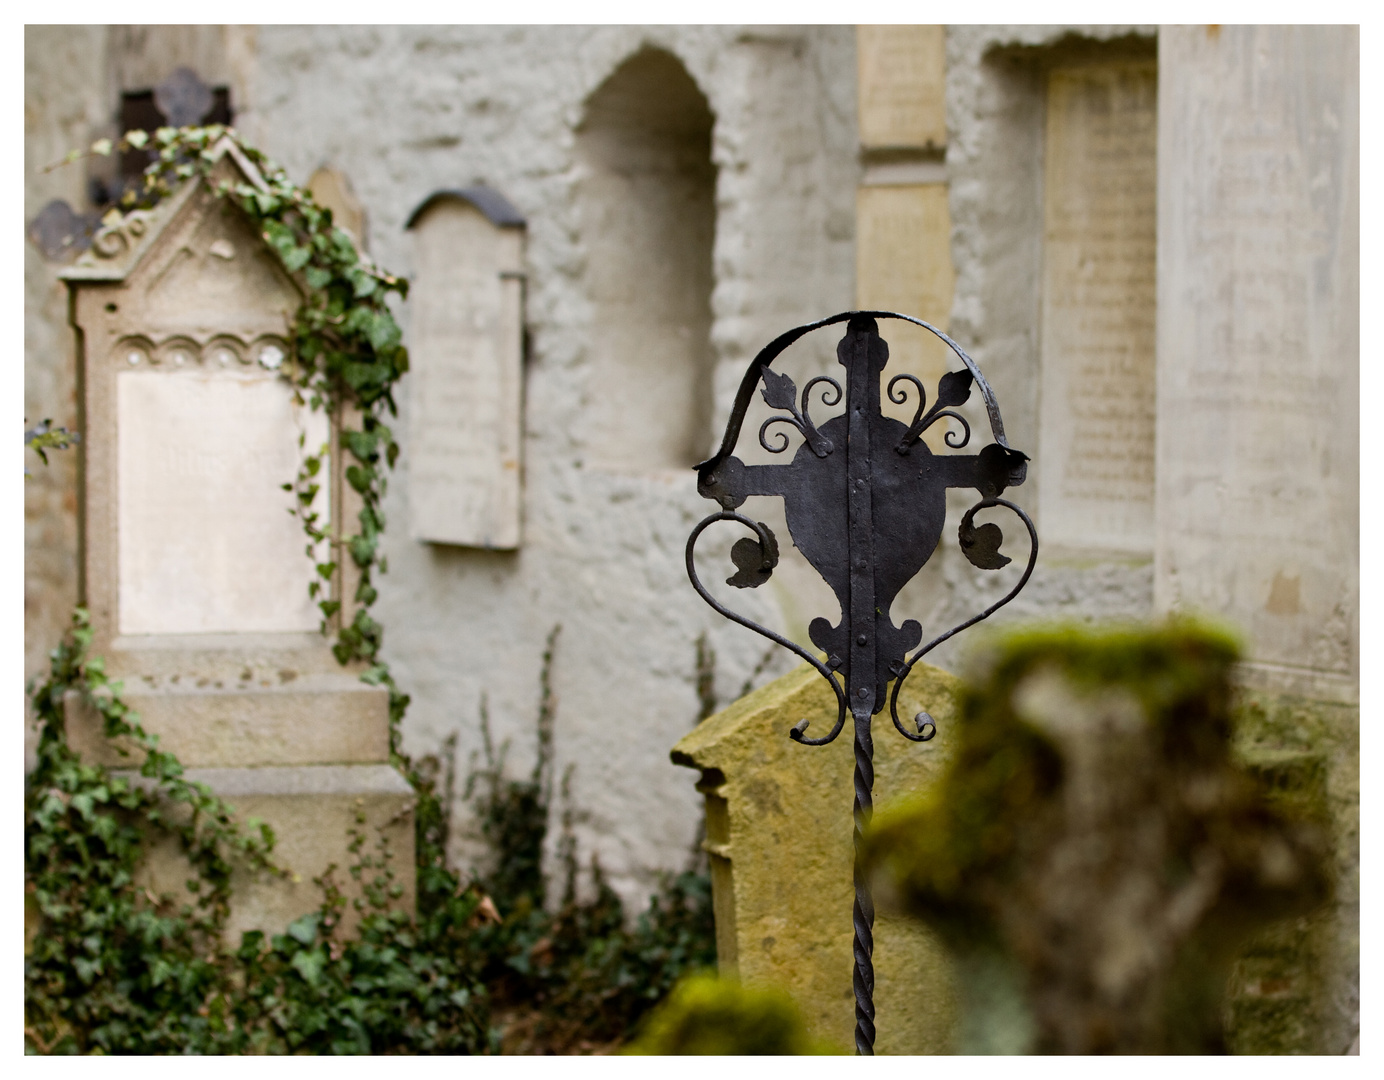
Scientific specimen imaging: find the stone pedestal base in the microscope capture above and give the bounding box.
[120,764,416,941]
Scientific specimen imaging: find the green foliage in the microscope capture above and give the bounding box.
[624,974,839,1055]
[213,817,490,1055]
[24,418,80,476]
[24,610,491,1055]
[452,625,718,1053]
[26,611,716,1054]
[25,609,278,1054]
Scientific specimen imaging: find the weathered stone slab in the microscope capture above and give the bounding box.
[672,661,962,1054]
[65,675,390,768]
[407,193,524,548]
[58,142,404,938]
[1154,26,1358,704]
[857,26,947,150]
[1038,62,1158,553]
[117,369,327,635]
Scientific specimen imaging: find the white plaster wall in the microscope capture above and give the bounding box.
[240,26,858,907]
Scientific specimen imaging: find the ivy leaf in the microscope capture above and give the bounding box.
[936,369,974,408]
[282,245,312,273]
[349,535,378,567]
[345,465,372,494]
[366,311,402,352]
[287,913,319,945]
[342,429,378,462]
[759,368,798,413]
[292,948,327,987]
[349,268,378,299]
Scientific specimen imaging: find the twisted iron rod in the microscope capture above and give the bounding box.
[852,710,876,1055]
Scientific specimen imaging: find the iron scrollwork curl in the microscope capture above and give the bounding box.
[890,368,976,454]
[756,368,839,458]
[685,510,848,746]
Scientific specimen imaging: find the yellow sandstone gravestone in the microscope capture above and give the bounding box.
[671,660,962,1054]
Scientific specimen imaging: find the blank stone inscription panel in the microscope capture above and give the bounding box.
[1038,63,1157,552]
[409,200,523,547]
[118,370,328,635]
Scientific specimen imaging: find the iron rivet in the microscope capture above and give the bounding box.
[857,634,867,646]
[857,687,868,699]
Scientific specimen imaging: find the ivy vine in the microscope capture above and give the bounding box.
[74,124,412,746]
[25,609,282,1052]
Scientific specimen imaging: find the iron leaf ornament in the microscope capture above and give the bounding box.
[685,312,1039,1056]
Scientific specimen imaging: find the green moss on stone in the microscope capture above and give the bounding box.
[623,974,842,1055]
[863,619,1337,1054]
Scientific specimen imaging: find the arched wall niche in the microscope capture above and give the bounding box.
[576,46,717,471]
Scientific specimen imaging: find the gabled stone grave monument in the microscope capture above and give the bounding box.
[59,139,413,938]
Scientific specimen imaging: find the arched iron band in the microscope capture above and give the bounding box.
[685,510,849,746]
[697,310,1016,486]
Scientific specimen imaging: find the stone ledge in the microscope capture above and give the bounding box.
[65,677,391,768]
[112,763,414,798]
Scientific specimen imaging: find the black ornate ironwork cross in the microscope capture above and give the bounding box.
[686,312,1038,1055]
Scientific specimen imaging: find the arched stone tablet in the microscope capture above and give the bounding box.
[406,188,525,549]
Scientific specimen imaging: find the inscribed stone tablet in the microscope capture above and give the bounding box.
[118,370,328,635]
[1038,63,1157,552]
[857,26,947,150]
[408,199,523,547]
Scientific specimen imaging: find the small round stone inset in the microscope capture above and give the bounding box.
[259,344,285,370]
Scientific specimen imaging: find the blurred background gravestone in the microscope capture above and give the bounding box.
[58,139,413,939]
[865,622,1332,1055]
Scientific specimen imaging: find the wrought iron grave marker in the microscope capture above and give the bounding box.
[686,312,1038,1055]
